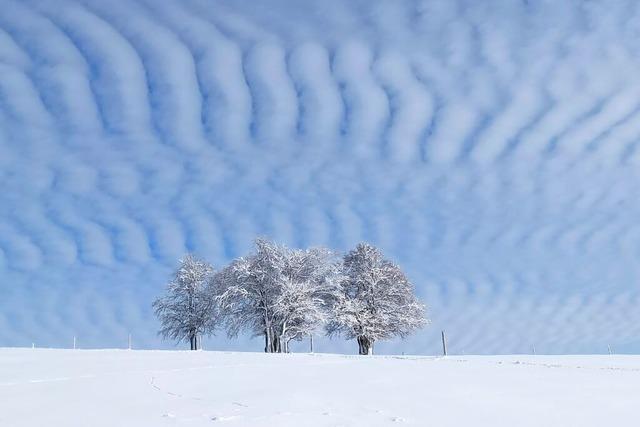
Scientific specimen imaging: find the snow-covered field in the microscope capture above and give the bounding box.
[0,349,637,426]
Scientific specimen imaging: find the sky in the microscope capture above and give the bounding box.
[1,0,640,355]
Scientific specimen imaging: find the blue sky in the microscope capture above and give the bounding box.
[1,0,640,354]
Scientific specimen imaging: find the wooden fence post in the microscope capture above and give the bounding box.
[441,330,448,356]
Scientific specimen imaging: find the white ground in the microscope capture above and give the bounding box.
[0,349,637,426]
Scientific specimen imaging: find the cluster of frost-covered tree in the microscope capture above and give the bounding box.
[153,239,428,355]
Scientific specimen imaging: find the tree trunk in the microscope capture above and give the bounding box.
[265,326,283,353]
[279,334,291,353]
[282,338,291,353]
[189,332,200,350]
[276,322,286,353]
[265,325,275,353]
[357,336,372,355]
[271,334,281,353]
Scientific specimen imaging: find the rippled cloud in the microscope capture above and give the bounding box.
[1,0,639,354]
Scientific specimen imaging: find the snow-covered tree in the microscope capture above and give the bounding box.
[153,254,215,350]
[273,247,342,352]
[214,239,288,353]
[215,239,340,353]
[327,243,427,355]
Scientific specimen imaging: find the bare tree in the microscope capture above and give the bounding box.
[153,254,215,350]
[327,243,427,355]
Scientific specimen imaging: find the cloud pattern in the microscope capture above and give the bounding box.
[1,0,640,354]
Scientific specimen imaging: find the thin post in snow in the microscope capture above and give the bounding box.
[309,335,314,353]
[532,345,536,355]
[441,330,448,356]
[608,344,613,355]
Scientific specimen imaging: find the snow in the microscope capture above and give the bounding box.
[0,348,637,426]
